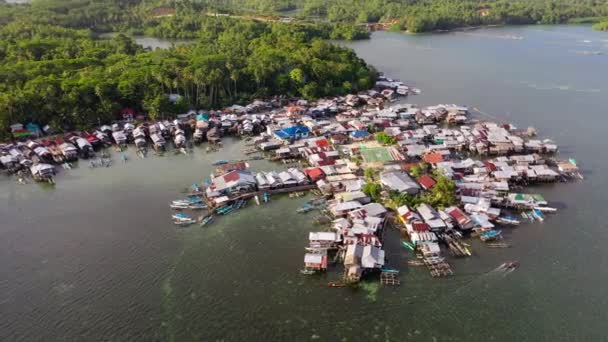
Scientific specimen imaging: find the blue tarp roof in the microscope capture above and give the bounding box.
[275,125,310,139]
[350,130,370,138]
[26,123,41,133]
[197,114,209,121]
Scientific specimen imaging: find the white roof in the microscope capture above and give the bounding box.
[304,253,323,264]
[361,245,385,269]
[333,201,362,212]
[309,232,338,241]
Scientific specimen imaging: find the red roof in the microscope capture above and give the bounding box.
[412,222,430,232]
[423,152,444,164]
[417,175,436,190]
[483,161,497,172]
[223,170,241,182]
[318,159,336,166]
[401,162,421,172]
[315,139,330,147]
[304,167,325,181]
[448,207,469,225]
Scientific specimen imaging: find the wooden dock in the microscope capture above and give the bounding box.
[380,271,400,286]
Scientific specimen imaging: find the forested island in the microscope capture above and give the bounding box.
[1,0,607,138]
[0,1,375,138]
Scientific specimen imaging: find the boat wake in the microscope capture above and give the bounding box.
[521,81,601,93]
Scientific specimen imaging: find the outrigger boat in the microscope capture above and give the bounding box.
[486,242,511,248]
[532,209,545,222]
[216,204,234,215]
[534,206,557,213]
[170,202,190,210]
[296,204,314,214]
[199,215,214,226]
[496,215,520,225]
[501,261,519,269]
[172,213,196,226]
[327,282,347,288]
[232,199,247,210]
[480,230,502,242]
[300,269,317,275]
[188,203,207,210]
[401,241,415,251]
[172,212,193,221]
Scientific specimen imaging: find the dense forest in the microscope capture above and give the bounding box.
[0,1,376,137]
[1,0,607,137]
[297,0,608,33]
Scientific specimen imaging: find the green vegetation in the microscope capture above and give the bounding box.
[568,16,608,24]
[298,0,608,33]
[592,21,608,31]
[0,0,369,40]
[389,174,456,209]
[364,167,376,182]
[375,132,397,145]
[409,162,428,178]
[0,15,376,138]
[362,182,382,202]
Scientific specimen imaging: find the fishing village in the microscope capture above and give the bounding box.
[1,74,582,287]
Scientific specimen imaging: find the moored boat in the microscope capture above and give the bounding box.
[297,204,314,213]
[199,215,214,226]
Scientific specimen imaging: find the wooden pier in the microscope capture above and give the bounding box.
[380,271,401,286]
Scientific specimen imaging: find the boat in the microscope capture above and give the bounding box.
[327,282,347,288]
[212,160,229,166]
[381,268,399,273]
[480,229,502,242]
[501,261,519,269]
[486,242,511,248]
[534,206,557,213]
[172,213,194,221]
[174,219,196,226]
[188,203,207,210]
[300,269,316,275]
[233,199,246,209]
[308,198,327,207]
[216,204,234,215]
[532,209,545,222]
[170,203,190,210]
[401,241,415,251]
[199,215,214,227]
[296,204,314,214]
[496,215,520,225]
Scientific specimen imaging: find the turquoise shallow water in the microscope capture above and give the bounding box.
[1,25,608,341]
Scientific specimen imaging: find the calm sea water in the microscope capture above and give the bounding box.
[2,25,608,341]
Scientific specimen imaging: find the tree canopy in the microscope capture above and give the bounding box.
[0,10,376,138]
